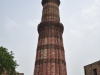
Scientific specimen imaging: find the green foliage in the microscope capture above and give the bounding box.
[0,46,18,75]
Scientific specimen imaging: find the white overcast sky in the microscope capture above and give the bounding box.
[0,0,100,75]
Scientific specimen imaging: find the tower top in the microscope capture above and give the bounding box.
[42,0,60,6]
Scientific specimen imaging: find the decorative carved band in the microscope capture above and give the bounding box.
[43,5,59,11]
[37,44,64,51]
[38,21,64,33]
[42,0,60,6]
[42,13,59,19]
[35,59,66,65]
[39,33,62,39]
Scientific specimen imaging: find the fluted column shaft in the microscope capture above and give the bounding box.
[33,0,67,75]
[42,1,60,22]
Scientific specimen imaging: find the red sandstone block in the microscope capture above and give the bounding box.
[39,64,42,75]
[52,37,54,44]
[39,39,41,46]
[58,49,61,59]
[50,49,55,59]
[47,49,51,59]
[47,63,51,75]
[56,64,59,75]
[48,37,50,44]
[38,50,41,60]
[51,63,55,75]
[42,63,46,75]
[47,37,49,44]
[55,50,58,59]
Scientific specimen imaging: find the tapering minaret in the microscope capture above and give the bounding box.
[33,0,67,75]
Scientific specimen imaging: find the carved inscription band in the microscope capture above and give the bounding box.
[35,59,66,65]
[43,5,59,11]
[42,13,59,19]
[39,33,62,39]
[38,21,64,33]
[37,44,64,51]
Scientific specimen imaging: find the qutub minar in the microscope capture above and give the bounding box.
[33,0,67,75]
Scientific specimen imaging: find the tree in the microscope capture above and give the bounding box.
[0,46,19,75]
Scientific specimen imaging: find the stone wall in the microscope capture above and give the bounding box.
[84,60,100,75]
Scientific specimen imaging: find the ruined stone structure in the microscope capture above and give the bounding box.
[84,60,100,75]
[33,0,67,75]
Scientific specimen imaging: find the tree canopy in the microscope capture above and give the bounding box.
[0,46,18,75]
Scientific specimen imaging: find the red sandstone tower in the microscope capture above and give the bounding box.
[33,0,67,75]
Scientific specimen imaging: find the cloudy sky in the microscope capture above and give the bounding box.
[0,0,100,75]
